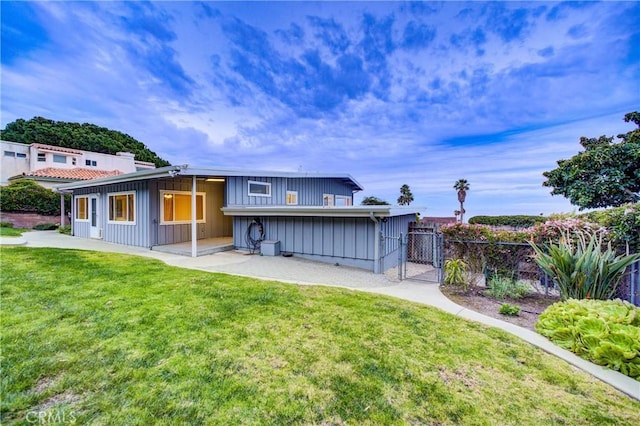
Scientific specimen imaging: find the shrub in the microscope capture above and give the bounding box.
[58,225,71,235]
[581,203,640,254]
[499,304,521,316]
[0,221,14,228]
[0,179,70,216]
[530,230,640,300]
[536,299,640,379]
[469,215,546,228]
[33,223,59,231]
[486,276,532,300]
[443,259,468,291]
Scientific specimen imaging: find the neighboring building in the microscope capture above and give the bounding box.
[1,140,156,188]
[55,165,419,273]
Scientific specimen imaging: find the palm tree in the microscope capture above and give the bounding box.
[397,184,414,206]
[453,179,470,223]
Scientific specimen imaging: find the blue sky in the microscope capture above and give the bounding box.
[2,1,638,218]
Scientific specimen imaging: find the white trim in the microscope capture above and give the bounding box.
[160,190,206,225]
[323,194,334,206]
[248,180,271,197]
[107,191,136,225]
[74,196,89,222]
[286,190,298,205]
[335,195,352,206]
[222,205,421,218]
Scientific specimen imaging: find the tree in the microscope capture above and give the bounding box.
[397,184,414,206]
[453,179,470,223]
[361,196,390,205]
[542,112,640,209]
[0,117,171,167]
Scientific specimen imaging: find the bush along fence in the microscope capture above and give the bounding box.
[440,221,640,306]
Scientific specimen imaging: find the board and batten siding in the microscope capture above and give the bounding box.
[71,180,151,247]
[233,216,377,270]
[379,214,417,271]
[150,178,232,246]
[226,176,355,206]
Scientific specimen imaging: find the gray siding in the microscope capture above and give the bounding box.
[233,216,376,270]
[151,178,232,246]
[71,181,150,247]
[379,214,417,271]
[226,176,354,206]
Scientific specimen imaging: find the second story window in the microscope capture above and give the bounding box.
[37,153,46,162]
[85,160,97,167]
[248,180,271,197]
[53,154,66,164]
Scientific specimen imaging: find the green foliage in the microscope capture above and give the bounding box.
[0,221,14,228]
[58,225,72,235]
[530,231,640,301]
[360,196,390,205]
[499,304,521,316]
[32,223,59,231]
[486,276,532,300]
[397,184,414,206]
[443,258,468,291]
[1,116,171,167]
[469,215,547,228]
[581,203,640,253]
[536,299,640,379]
[542,112,640,209]
[0,179,70,215]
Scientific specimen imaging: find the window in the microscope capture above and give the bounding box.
[53,154,66,164]
[108,192,135,224]
[335,195,352,206]
[4,151,15,157]
[286,191,298,205]
[323,194,334,206]
[85,159,97,167]
[248,180,271,197]
[161,191,205,224]
[75,197,88,221]
[16,153,27,158]
[37,153,46,162]
[72,158,77,165]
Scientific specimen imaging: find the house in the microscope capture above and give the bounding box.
[55,165,419,273]
[1,140,155,188]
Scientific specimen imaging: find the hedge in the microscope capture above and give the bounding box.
[0,179,70,216]
[468,215,547,227]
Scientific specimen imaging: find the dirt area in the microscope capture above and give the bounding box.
[441,285,560,331]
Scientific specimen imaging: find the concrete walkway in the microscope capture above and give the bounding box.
[2,231,638,400]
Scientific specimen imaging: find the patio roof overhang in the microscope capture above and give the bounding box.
[54,165,364,193]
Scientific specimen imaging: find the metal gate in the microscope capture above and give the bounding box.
[402,231,444,282]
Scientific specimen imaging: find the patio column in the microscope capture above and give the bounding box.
[60,193,65,227]
[191,175,197,257]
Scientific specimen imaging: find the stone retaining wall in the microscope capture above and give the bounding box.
[0,212,64,228]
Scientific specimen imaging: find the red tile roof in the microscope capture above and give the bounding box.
[24,167,123,180]
[30,143,84,155]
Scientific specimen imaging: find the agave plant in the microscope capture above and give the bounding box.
[530,230,640,300]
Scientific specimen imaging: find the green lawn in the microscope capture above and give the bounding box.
[1,247,639,425]
[0,227,28,237]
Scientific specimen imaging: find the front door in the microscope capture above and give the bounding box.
[89,195,101,239]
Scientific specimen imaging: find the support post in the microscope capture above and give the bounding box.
[398,233,403,280]
[191,175,197,258]
[60,194,65,227]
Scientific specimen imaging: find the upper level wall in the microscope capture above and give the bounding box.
[1,141,30,185]
[226,176,355,206]
[1,140,152,185]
